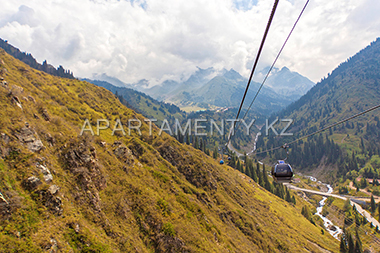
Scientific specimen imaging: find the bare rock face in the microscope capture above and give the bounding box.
[11,85,24,94]
[40,108,51,121]
[1,133,10,144]
[46,133,55,147]
[15,127,44,153]
[47,238,58,253]
[37,189,63,215]
[36,163,53,183]
[48,185,60,195]
[0,133,11,158]
[27,95,36,103]
[23,176,42,190]
[10,95,22,110]
[62,140,106,212]
[113,141,136,166]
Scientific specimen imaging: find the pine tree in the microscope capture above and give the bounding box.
[250,166,257,182]
[340,234,347,252]
[194,136,198,149]
[302,205,311,221]
[354,240,362,253]
[347,232,354,253]
[285,190,292,203]
[262,165,271,192]
[213,146,218,159]
[237,160,241,172]
[256,162,261,177]
[370,195,376,214]
[355,229,362,253]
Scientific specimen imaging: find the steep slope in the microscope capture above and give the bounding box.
[277,38,380,142]
[83,79,186,125]
[0,49,338,252]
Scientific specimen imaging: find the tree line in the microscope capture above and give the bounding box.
[0,38,74,79]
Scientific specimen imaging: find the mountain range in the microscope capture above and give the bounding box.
[93,66,314,114]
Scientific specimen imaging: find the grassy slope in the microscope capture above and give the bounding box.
[84,79,186,125]
[0,49,338,252]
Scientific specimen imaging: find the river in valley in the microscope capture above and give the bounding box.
[314,184,343,239]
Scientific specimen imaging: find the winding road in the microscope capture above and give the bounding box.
[285,183,380,228]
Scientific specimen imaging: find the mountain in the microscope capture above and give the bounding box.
[140,67,314,114]
[143,67,219,102]
[91,73,132,88]
[255,66,315,100]
[0,48,340,252]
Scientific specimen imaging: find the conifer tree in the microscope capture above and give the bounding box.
[237,160,241,172]
[213,146,218,159]
[194,136,198,149]
[354,229,362,253]
[339,234,347,252]
[347,232,354,253]
[250,166,257,182]
[370,195,376,214]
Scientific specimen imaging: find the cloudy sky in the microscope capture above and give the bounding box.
[0,0,379,86]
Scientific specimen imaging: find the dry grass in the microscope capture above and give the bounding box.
[0,49,339,252]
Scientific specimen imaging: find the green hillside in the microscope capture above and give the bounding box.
[278,38,380,138]
[0,49,340,252]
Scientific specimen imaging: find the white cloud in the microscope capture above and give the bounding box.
[0,0,379,85]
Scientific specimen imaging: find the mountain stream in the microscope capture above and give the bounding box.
[314,184,343,239]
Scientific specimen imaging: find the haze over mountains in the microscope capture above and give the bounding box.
[93,66,314,114]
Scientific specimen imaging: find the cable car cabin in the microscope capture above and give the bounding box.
[272,160,293,183]
[227,156,232,161]
[219,160,224,165]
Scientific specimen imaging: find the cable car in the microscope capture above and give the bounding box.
[271,160,293,183]
[227,156,232,161]
[219,160,224,165]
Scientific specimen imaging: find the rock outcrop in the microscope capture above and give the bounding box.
[62,140,106,211]
[15,127,44,153]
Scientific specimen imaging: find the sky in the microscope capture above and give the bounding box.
[0,0,379,86]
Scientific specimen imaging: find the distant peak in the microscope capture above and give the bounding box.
[280,66,290,72]
[223,68,242,79]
